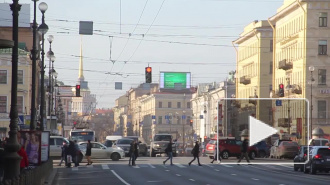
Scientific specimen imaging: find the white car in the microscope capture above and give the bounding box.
[49,136,69,157]
[78,141,125,161]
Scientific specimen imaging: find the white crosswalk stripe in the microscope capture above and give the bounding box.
[102,164,109,170]
[174,163,186,168]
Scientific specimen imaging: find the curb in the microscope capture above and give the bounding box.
[44,168,57,185]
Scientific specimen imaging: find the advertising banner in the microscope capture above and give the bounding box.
[19,131,41,166]
[41,131,50,162]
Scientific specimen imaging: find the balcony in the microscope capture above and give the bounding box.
[278,59,293,70]
[290,85,302,94]
[248,96,257,105]
[278,118,290,127]
[239,76,251,85]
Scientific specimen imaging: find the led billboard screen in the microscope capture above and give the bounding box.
[160,72,191,89]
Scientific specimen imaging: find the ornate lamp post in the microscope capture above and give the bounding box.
[308,66,315,139]
[3,0,22,180]
[37,2,49,131]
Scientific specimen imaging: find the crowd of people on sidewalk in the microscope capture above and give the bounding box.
[58,140,93,168]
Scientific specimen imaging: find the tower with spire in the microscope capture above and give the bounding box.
[77,37,89,89]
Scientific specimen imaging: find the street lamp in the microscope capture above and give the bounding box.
[30,0,39,130]
[3,0,22,180]
[47,35,55,130]
[38,2,48,131]
[308,66,315,139]
[286,74,291,135]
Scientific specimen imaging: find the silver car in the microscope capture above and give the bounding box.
[114,138,134,156]
[78,141,125,161]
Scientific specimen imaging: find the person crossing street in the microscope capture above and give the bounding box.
[189,141,202,166]
[163,140,173,165]
[237,138,251,165]
[211,145,221,164]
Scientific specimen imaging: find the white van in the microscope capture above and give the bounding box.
[308,138,329,146]
[104,135,123,147]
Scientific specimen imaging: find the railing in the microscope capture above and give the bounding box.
[1,159,53,185]
[239,76,251,85]
[278,59,293,70]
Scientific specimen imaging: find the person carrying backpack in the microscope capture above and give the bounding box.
[237,138,251,165]
[188,141,202,166]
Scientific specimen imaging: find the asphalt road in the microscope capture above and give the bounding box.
[52,157,330,185]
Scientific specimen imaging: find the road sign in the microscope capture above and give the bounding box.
[182,115,186,119]
[200,115,203,119]
[276,100,282,106]
[18,115,24,125]
[152,115,156,119]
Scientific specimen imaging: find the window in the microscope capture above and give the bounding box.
[49,139,55,145]
[187,102,191,109]
[17,96,23,113]
[318,40,327,55]
[18,70,23,84]
[319,12,328,27]
[270,40,273,52]
[177,102,181,108]
[158,101,162,108]
[318,69,326,85]
[0,70,7,84]
[168,102,172,108]
[317,100,326,119]
[270,61,273,74]
[158,116,162,124]
[0,96,7,113]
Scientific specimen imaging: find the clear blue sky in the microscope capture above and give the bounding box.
[16,0,283,108]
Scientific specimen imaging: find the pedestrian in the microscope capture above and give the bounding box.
[163,140,173,165]
[17,132,29,172]
[189,141,202,166]
[134,140,139,161]
[74,140,80,167]
[128,140,136,166]
[211,145,221,164]
[237,138,251,165]
[58,141,66,166]
[85,140,93,165]
[65,141,76,168]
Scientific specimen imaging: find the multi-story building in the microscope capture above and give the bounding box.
[233,20,273,131]
[112,95,128,136]
[269,0,330,143]
[191,72,236,141]
[0,48,32,137]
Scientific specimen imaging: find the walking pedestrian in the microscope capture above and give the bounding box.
[58,141,66,166]
[189,141,202,166]
[163,140,173,165]
[211,145,221,164]
[128,140,136,166]
[74,140,80,167]
[65,141,76,168]
[134,141,139,161]
[85,140,93,165]
[237,138,251,165]
[17,132,29,172]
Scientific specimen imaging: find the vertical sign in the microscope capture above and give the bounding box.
[41,131,50,162]
[296,118,302,138]
[218,104,223,125]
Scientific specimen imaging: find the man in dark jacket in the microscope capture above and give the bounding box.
[163,140,173,165]
[237,138,251,165]
[65,141,76,168]
[188,141,202,166]
[58,141,66,166]
[128,140,136,166]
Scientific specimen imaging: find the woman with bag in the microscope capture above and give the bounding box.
[66,141,76,168]
[163,140,173,165]
[86,140,93,165]
[188,141,202,166]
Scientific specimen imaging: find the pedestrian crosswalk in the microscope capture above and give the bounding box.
[67,163,294,172]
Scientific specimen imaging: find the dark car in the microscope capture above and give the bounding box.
[124,136,148,156]
[304,146,330,174]
[205,138,258,160]
[253,141,271,158]
[294,146,311,172]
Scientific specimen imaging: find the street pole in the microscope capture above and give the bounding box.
[38,2,49,131]
[3,0,21,180]
[287,76,291,135]
[30,0,38,130]
[308,66,314,140]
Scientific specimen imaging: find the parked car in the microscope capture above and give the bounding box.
[78,141,125,161]
[294,146,312,172]
[114,138,134,157]
[49,136,69,158]
[124,136,148,156]
[274,141,299,159]
[253,140,271,158]
[270,139,292,158]
[205,138,258,160]
[304,146,330,174]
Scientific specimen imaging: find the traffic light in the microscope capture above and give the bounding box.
[279,83,284,97]
[145,67,152,83]
[190,120,193,127]
[76,85,81,97]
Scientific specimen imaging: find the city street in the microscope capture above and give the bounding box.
[52,157,330,185]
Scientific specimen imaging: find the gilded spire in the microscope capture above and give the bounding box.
[78,36,84,80]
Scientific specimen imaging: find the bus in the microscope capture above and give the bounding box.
[69,129,95,142]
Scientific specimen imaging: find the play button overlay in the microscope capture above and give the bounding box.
[249,116,278,147]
